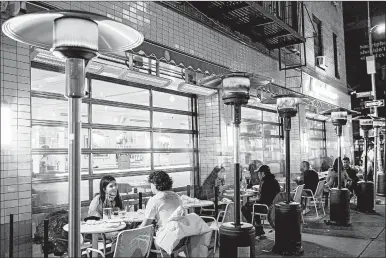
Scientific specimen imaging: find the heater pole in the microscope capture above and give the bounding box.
[233,105,241,227]
[337,125,342,189]
[284,117,291,204]
[364,132,369,182]
[66,58,86,258]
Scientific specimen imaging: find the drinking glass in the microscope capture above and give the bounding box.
[103,207,112,220]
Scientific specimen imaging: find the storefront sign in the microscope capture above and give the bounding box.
[331,111,348,120]
[373,120,385,127]
[360,119,373,126]
[356,91,372,98]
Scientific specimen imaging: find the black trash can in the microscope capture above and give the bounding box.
[357,181,375,212]
[330,188,351,225]
[219,222,255,258]
[272,202,303,255]
[377,173,385,196]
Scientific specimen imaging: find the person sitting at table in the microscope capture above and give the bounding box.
[296,161,319,214]
[88,175,123,218]
[325,158,349,189]
[241,165,280,237]
[197,166,225,200]
[139,170,182,231]
[248,160,263,188]
[343,157,359,197]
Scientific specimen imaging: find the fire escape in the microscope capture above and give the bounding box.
[185,1,307,89]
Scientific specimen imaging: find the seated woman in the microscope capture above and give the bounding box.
[197,166,225,200]
[241,165,280,237]
[248,160,263,189]
[88,175,123,218]
[325,158,349,189]
[139,171,182,231]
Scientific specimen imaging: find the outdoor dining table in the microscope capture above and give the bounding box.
[222,190,257,204]
[183,199,214,213]
[63,220,126,258]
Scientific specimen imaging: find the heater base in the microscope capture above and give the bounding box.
[219,222,255,258]
[272,202,303,256]
[357,181,375,213]
[329,188,351,226]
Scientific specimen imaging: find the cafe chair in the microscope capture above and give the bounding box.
[86,225,154,258]
[251,204,269,227]
[292,184,305,224]
[151,237,190,258]
[200,216,218,254]
[302,181,326,218]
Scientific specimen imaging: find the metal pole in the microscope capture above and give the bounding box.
[364,133,369,182]
[368,1,380,195]
[66,58,86,258]
[233,105,241,227]
[284,117,291,204]
[337,125,342,189]
[9,214,13,258]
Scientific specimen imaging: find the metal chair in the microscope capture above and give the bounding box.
[292,184,305,223]
[200,216,218,255]
[86,225,154,258]
[251,204,269,227]
[151,237,190,258]
[303,181,326,218]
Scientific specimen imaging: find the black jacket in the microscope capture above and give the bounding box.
[304,169,319,194]
[259,174,281,206]
[344,166,359,182]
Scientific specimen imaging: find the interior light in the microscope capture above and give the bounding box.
[177,82,217,96]
[1,101,12,146]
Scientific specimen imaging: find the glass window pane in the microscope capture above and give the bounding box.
[154,153,192,169]
[263,111,279,122]
[153,91,190,111]
[242,107,262,121]
[32,126,88,148]
[32,181,89,207]
[153,112,191,130]
[153,133,192,149]
[92,80,149,106]
[263,123,280,137]
[93,153,151,173]
[32,97,88,123]
[170,171,192,188]
[92,105,150,127]
[32,154,89,177]
[92,130,150,148]
[93,175,150,195]
[31,68,65,94]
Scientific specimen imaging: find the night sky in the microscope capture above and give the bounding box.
[343,1,386,118]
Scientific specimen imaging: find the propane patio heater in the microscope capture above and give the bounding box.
[2,10,144,257]
[379,126,386,197]
[321,108,359,226]
[372,118,385,200]
[354,116,375,213]
[261,93,307,255]
[199,72,272,258]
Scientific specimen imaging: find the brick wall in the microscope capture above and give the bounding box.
[0,18,32,258]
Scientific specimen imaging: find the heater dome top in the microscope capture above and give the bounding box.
[198,72,273,89]
[2,10,144,54]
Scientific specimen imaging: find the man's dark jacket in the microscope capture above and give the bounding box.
[259,173,281,206]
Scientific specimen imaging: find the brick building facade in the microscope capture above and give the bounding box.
[0,1,353,257]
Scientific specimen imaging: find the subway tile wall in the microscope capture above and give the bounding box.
[1,17,32,258]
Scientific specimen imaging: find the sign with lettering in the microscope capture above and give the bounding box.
[331,111,348,120]
[356,91,372,98]
[373,120,385,127]
[365,99,384,108]
[360,119,373,126]
[360,40,386,61]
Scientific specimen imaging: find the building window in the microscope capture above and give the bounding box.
[240,106,284,176]
[31,64,198,215]
[306,118,327,171]
[333,33,340,78]
[313,15,323,61]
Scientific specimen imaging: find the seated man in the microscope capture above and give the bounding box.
[139,170,182,231]
[241,165,280,237]
[343,157,359,197]
[296,161,319,213]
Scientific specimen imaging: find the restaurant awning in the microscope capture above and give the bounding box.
[129,40,230,75]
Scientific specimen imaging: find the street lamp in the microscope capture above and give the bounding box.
[370,23,386,34]
[2,10,144,257]
[321,108,359,226]
[261,93,306,256]
[199,72,272,258]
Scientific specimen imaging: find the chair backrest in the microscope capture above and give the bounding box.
[114,225,154,258]
[314,181,325,198]
[222,202,235,224]
[293,184,304,203]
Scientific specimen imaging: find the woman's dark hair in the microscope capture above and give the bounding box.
[249,160,262,174]
[259,165,271,176]
[99,175,123,209]
[148,171,173,191]
[333,158,343,172]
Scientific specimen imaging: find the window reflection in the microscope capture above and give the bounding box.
[92,80,149,106]
[93,153,151,173]
[32,154,89,177]
[154,153,192,169]
[32,126,88,148]
[32,97,88,123]
[153,112,191,129]
[31,68,66,94]
[92,105,150,127]
[92,130,150,149]
[153,133,192,149]
[153,91,190,111]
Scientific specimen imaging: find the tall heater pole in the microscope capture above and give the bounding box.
[233,105,241,226]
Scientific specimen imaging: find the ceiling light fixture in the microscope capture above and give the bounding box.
[177,82,217,96]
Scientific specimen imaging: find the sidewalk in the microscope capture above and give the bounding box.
[213,197,385,257]
[252,198,385,257]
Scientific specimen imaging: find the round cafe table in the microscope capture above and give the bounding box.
[122,211,145,223]
[183,200,214,213]
[63,221,126,258]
